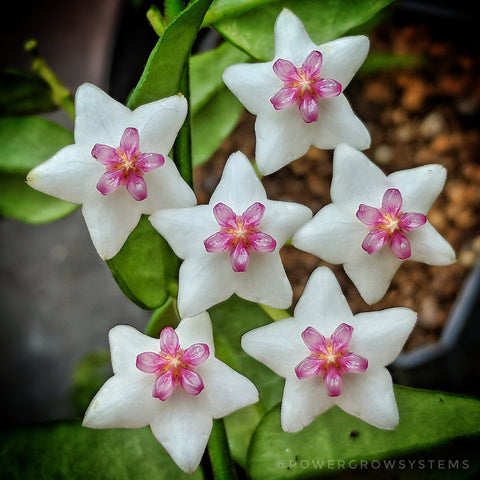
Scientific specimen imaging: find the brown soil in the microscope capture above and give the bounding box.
[194,17,480,351]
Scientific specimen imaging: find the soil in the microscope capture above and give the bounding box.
[194,14,480,351]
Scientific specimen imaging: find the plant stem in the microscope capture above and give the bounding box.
[208,418,237,480]
[173,64,194,187]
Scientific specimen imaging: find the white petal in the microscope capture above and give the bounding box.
[26,144,101,204]
[210,151,267,209]
[312,95,370,151]
[200,357,259,418]
[235,252,293,310]
[344,249,402,304]
[149,205,213,258]
[149,390,212,473]
[141,157,197,214]
[349,308,417,366]
[177,254,235,318]
[408,222,456,265]
[336,367,399,430]
[222,62,277,115]
[319,36,369,88]
[274,9,317,63]
[241,316,307,378]
[261,200,312,246]
[175,312,215,353]
[254,107,315,175]
[82,191,142,260]
[281,376,334,433]
[74,83,132,147]
[388,164,446,214]
[294,267,354,332]
[292,203,365,264]
[331,144,388,209]
[83,374,158,429]
[109,325,159,375]
[131,94,188,154]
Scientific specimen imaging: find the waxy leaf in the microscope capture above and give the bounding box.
[190,42,249,165]
[0,420,204,479]
[107,216,179,310]
[190,42,249,114]
[247,386,480,479]
[209,295,284,467]
[192,87,244,166]
[127,0,214,108]
[145,296,181,338]
[209,0,394,61]
[0,70,57,116]
[0,116,77,222]
[0,116,73,174]
[0,173,77,223]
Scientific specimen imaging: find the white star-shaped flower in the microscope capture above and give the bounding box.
[27,83,196,260]
[241,266,416,432]
[222,8,370,176]
[292,143,456,304]
[83,312,258,473]
[149,151,312,318]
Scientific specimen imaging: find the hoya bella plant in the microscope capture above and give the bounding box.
[1,1,479,479]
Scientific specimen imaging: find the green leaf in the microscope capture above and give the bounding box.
[247,386,480,479]
[0,70,57,116]
[0,420,204,479]
[0,116,77,222]
[0,116,73,174]
[0,173,77,223]
[145,296,181,338]
[192,87,244,166]
[210,0,394,61]
[190,42,249,114]
[208,295,284,467]
[127,0,214,109]
[189,42,249,166]
[106,216,179,310]
[204,0,276,25]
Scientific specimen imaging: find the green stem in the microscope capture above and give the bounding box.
[208,418,237,480]
[173,64,193,187]
[146,5,166,36]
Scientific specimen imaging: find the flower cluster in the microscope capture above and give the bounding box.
[27,8,455,474]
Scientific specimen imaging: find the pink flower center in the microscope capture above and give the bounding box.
[91,127,165,201]
[204,202,277,272]
[356,188,427,260]
[270,50,342,123]
[295,324,368,397]
[136,326,209,401]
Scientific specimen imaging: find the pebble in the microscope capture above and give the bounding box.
[374,144,393,164]
[419,111,446,139]
[418,295,445,328]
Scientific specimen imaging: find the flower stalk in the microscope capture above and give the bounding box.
[207,418,238,480]
[173,65,194,187]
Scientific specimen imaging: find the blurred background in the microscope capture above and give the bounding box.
[1,0,479,427]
